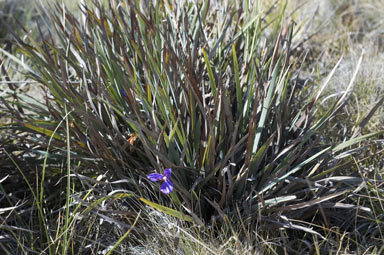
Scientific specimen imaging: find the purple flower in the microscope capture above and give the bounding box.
[120,89,127,98]
[147,168,174,194]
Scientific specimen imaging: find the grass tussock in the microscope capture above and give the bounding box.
[0,0,383,254]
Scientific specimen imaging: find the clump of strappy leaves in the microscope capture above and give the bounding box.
[1,0,383,253]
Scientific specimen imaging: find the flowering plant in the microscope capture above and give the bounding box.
[147,168,173,194]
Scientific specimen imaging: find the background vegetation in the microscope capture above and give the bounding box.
[1,0,383,254]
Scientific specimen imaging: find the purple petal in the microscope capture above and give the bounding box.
[147,173,164,182]
[163,168,172,178]
[160,180,173,194]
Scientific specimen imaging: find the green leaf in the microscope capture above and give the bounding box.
[140,197,194,222]
[24,123,64,141]
[232,44,243,120]
[202,48,217,98]
[332,131,384,153]
[252,56,282,154]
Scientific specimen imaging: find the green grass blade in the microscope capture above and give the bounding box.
[232,44,243,120]
[62,105,71,255]
[202,48,217,99]
[252,56,282,154]
[140,197,194,222]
